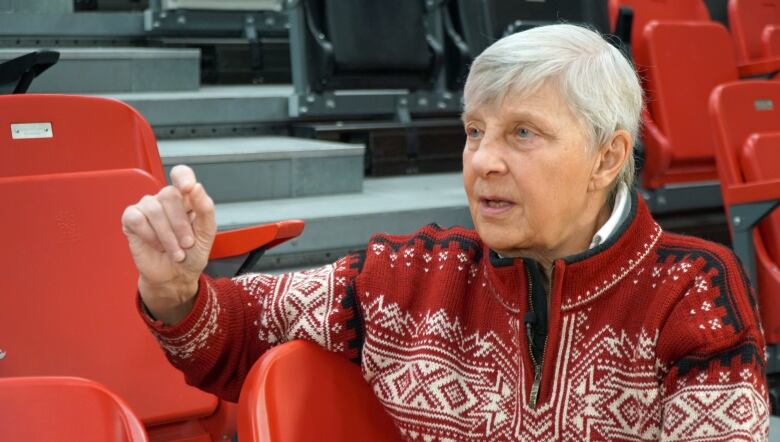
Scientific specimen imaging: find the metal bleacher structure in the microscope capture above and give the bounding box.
[7,0,780,439]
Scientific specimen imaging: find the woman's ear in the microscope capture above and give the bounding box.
[589,130,632,192]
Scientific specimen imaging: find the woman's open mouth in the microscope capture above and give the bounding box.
[479,198,515,216]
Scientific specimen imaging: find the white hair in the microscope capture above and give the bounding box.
[463,24,643,200]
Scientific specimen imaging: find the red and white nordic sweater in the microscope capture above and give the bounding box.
[141,195,769,441]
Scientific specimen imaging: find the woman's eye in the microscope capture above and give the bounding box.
[517,128,534,139]
[466,127,482,138]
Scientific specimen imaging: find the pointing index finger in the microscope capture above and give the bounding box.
[170,164,197,193]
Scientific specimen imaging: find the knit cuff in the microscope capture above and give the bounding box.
[136,274,210,339]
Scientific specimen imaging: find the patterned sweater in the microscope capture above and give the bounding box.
[141,194,769,441]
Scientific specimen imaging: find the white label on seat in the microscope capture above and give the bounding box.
[10,122,53,139]
[755,99,774,111]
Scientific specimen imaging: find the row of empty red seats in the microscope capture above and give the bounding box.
[609,0,780,358]
[609,0,780,190]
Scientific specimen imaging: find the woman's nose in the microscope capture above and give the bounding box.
[470,137,508,177]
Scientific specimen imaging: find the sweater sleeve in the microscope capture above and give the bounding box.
[656,250,769,441]
[137,253,366,402]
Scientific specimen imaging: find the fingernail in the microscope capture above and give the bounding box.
[182,235,194,248]
[173,250,186,262]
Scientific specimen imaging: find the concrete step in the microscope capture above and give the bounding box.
[0,47,199,93]
[209,172,472,272]
[159,136,364,203]
[0,12,145,39]
[1,0,73,14]
[105,85,292,132]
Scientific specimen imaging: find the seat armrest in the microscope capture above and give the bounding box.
[737,57,780,78]
[209,220,304,260]
[724,179,780,206]
[0,50,60,94]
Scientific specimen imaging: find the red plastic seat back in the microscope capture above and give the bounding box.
[0,376,149,442]
[729,0,780,62]
[0,169,217,427]
[0,94,164,182]
[710,81,780,192]
[609,0,710,53]
[640,21,738,187]
[741,132,780,264]
[238,340,400,442]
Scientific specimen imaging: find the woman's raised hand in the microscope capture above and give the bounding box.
[121,165,216,325]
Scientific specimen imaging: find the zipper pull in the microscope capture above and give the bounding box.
[529,364,542,409]
[524,312,536,346]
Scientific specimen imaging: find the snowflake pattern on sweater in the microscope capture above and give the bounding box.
[141,194,769,441]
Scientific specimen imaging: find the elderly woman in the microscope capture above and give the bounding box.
[122,24,768,440]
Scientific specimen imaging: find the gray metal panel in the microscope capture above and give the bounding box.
[0,12,145,37]
[728,200,780,296]
[289,89,462,119]
[639,181,723,214]
[0,48,199,93]
[105,85,293,126]
[161,0,283,10]
[143,8,288,34]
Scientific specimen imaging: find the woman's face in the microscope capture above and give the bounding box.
[462,81,602,259]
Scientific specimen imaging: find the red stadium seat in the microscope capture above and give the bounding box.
[0,169,236,441]
[729,0,780,62]
[608,0,710,49]
[0,376,149,442]
[238,340,400,442]
[638,21,737,189]
[709,80,780,344]
[0,93,304,264]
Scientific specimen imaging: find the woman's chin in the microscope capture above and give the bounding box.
[477,231,523,256]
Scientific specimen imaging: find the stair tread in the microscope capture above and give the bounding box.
[215,172,467,228]
[158,136,364,164]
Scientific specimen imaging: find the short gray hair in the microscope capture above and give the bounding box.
[463,24,643,199]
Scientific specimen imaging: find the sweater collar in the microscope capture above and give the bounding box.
[589,183,631,249]
[484,192,662,312]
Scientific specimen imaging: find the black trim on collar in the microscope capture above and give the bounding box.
[489,249,518,267]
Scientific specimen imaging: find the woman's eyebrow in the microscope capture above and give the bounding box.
[504,109,548,124]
